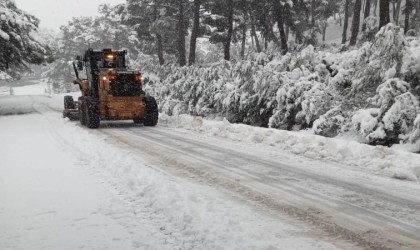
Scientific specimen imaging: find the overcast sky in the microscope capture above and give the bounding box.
[14,0,125,31]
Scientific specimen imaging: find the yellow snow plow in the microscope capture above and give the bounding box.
[62,48,158,128]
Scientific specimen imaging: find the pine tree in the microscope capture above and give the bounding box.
[272,0,288,54]
[362,0,371,31]
[342,0,351,44]
[404,0,410,34]
[125,0,179,65]
[177,0,187,66]
[350,0,362,46]
[46,4,141,92]
[254,1,279,46]
[188,0,200,65]
[379,0,390,28]
[201,0,241,61]
[224,0,234,61]
[0,0,49,79]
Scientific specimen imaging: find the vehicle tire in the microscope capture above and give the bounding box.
[64,95,75,109]
[85,97,100,129]
[143,95,158,126]
[78,97,86,126]
[133,117,144,124]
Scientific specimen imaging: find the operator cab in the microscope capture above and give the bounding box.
[98,49,126,70]
[75,48,143,97]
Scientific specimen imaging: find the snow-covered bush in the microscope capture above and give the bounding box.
[371,24,406,73]
[360,16,378,42]
[407,115,420,146]
[350,24,406,95]
[313,108,345,137]
[145,25,420,147]
[402,37,420,95]
[352,78,419,145]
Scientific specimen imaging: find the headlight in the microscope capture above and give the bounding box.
[135,74,142,81]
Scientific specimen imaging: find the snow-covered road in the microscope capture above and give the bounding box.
[0,94,346,249]
[101,122,420,249]
[1,90,420,249]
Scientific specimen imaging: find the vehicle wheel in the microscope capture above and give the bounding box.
[85,97,100,129]
[78,97,86,126]
[64,95,75,109]
[133,117,143,124]
[143,95,158,126]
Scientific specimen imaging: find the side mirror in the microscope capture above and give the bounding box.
[77,61,83,71]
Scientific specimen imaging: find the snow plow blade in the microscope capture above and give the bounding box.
[63,109,80,121]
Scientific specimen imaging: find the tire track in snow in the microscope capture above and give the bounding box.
[35,100,343,250]
[30,100,181,249]
[36,97,420,249]
[100,126,420,250]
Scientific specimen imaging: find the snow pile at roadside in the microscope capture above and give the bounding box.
[159,114,420,181]
[12,81,50,96]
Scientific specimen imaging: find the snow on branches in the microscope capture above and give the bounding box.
[145,25,420,148]
[0,0,49,79]
[353,79,419,145]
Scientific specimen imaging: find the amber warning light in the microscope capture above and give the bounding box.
[106,54,114,59]
[102,75,116,81]
[135,74,142,81]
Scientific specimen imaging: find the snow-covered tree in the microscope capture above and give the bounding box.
[45,3,140,92]
[0,0,50,79]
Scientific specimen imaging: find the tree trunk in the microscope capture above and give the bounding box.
[374,0,378,16]
[339,11,342,26]
[260,11,279,46]
[395,0,402,25]
[224,0,234,61]
[362,0,371,31]
[379,0,390,29]
[177,0,186,66]
[156,34,164,65]
[392,0,396,21]
[188,0,200,65]
[273,0,288,54]
[153,2,164,65]
[405,0,410,34]
[342,0,351,44]
[362,0,366,14]
[350,0,362,46]
[310,0,315,28]
[241,24,246,58]
[250,12,261,53]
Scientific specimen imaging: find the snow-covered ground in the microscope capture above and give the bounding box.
[158,114,420,182]
[0,84,347,249]
[1,82,420,249]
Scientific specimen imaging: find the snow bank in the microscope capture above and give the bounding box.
[159,114,420,181]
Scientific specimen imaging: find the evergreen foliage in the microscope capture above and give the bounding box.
[0,0,50,79]
[45,4,140,92]
[36,0,420,148]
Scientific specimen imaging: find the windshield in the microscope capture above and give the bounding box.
[97,54,125,69]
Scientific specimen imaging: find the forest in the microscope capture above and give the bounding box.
[2,0,420,148]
